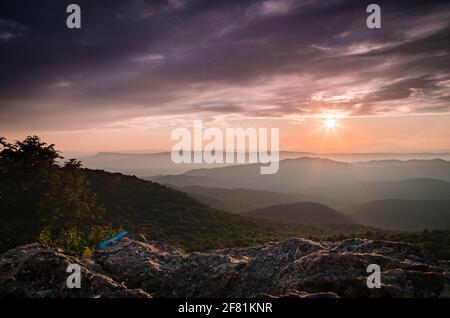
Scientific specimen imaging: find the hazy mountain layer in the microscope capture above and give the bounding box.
[79,152,450,178]
[183,158,450,192]
[177,186,307,213]
[304,178,450,208]
[244,202,352,225]
[347,199,450,231]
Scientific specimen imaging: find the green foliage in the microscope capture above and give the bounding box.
[39,224,119,257]
[0,136,112,255]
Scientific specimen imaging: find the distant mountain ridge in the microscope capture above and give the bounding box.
[346,199,450,231]
[177,186,307,213]
[304,178,450,208]
[79,151,312,177]
[78,152,450,178]
[244,202,352,225]
[182,157,450,192]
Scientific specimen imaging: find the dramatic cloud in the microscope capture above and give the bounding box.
[0,0,449,131]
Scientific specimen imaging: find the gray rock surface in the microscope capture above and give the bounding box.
[0,242,150,298]
[1,238,449,298]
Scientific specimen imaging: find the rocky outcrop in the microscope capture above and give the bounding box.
[1,238,449,298]
[0,243,150,298]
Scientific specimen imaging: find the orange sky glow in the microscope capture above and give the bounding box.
[3,113,450,154]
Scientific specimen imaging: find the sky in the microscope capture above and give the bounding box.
[0,0,449,152]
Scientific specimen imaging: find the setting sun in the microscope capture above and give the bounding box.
[324,118,337,130]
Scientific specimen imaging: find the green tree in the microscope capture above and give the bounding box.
[0,136,112,255]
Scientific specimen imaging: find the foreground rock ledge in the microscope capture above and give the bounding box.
[1,238,449,298]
